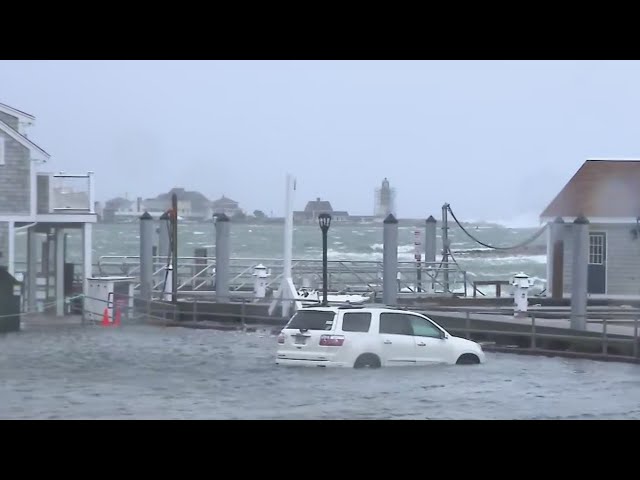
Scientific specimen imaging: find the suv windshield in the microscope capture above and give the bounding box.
[286,311,335,331]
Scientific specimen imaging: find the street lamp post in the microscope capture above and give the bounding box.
[318,213,332,306]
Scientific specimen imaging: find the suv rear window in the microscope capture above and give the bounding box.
[341,312,372,332]
[286,311,335,331]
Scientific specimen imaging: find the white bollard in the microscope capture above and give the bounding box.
[512,272,534,316]
[253,264,270,299]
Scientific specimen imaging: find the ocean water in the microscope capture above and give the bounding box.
[13,221,548,293]
[1,324,639,420]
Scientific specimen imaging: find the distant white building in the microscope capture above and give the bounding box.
[374,177,396,219]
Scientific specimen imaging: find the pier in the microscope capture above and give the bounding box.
[5,167,640,367]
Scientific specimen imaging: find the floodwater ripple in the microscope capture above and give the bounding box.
[1,325,639,419]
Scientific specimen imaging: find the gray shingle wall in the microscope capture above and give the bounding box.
[0,131,31,215]
[0,112,19,130]
[37,174,49,213]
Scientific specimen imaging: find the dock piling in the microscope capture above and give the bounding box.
[383,214,399,305]
[139,212,154,301]
[214,213,231,302]
[570,215,589,330]
[634,317,639,358]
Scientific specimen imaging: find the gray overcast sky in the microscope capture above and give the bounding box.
[1,60,639,226]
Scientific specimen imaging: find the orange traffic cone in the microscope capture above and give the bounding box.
[101,308,110,326]
[114,308,121,327]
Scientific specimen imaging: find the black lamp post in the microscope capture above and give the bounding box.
[318,213,332,306]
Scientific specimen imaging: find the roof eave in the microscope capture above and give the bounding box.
[0,119,50,162]
[0,102,36,122]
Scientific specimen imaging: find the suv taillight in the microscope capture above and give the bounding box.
[319,335,345,347]
[277,333,285,344]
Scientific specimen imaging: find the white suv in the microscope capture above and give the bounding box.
[276,305,485,368]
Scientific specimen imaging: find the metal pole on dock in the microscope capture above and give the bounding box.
[171,194,178,304]
[139,211,154,301]
[215,213,231,302]
[441,204,450,293]
[383,213,399,305]
[318,213,331,306]
[414,229,422,292]
[570,215,589,330]
[158,211,171,263]
[269,174,299,317]
[425,215,437,293]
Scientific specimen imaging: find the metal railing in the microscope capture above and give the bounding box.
[95,255,471,296]
[442,308,640,362]
[6,293,639,364]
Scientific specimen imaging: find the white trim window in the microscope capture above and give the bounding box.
[0,135,5,165]
[589,233,605,265]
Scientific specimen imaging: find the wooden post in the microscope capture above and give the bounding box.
[634,316,639,358]
[531,314,536,350]
[550,218,565,300]
[465,310,471,339]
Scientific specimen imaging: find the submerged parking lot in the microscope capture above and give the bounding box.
[1,324,639,419]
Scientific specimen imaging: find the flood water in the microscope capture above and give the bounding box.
[1,324,639,419]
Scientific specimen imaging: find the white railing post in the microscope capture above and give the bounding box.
[48,172,54,213]
[88,171,95,213]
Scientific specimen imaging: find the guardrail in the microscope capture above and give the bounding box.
[9,293,640,364]
[94,256,471,296]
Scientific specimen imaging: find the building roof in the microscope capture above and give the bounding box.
[304,198,333,213]
[0,119,49,162]
[540,159,640,219]
[0,102,35,122]
[212,195,238,206]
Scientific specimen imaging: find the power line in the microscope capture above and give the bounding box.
[447,205,547,251]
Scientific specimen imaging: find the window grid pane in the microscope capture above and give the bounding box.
[589,234,604,265]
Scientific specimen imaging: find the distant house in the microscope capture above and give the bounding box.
[152,188,211,219]
[105,197,134,213]
[294,198,350,223]
[211,195,241,217]
[540,159,640,297]
[0,101,97,313]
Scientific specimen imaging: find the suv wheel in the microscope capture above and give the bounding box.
[354,353,381,369]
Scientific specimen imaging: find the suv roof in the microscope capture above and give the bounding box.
[299,304,410,314]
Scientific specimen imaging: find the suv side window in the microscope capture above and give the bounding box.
[341,312,372,332]
[379,313,413,335]
[407,314,442,338]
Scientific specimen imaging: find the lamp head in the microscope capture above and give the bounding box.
[318,212,332,232]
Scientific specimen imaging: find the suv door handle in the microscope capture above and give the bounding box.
[417,342,426,347]
[384,340,392,345]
